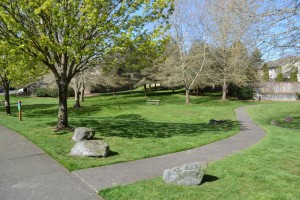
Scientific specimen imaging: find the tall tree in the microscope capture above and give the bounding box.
[275,66,284,82]
[0,42,46,114]
[167,0,208,104]
[0,0,173,129]
[202,0,260,100]
[290,66,298,82]
[262,63,270,81]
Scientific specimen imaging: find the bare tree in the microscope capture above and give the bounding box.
[161,0,209,104]
[201,0,260,100]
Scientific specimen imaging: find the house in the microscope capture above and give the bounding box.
[266,57,300,81]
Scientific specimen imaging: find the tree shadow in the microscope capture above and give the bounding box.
[53,114,240,139]
[201,174,219,185]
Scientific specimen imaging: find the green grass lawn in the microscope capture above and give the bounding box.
[100,102,300,200]
[0,90,248,171]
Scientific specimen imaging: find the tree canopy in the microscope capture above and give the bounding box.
[0,0,174,128]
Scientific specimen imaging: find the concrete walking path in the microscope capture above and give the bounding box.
[73,106,266,192]
[0,126,102,200]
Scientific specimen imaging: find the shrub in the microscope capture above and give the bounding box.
[236,86,254,100]
[35,87,74,98]
[296,93,300,100]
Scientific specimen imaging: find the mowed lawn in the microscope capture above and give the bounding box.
[100,103,300,200]
[0,91,248,171]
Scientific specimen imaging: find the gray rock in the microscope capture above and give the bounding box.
[209,119,227,125]
[72,127,95,141]
[270,120,278,126]
[70,140,109,157]
[163,162,207,186]
[284,116,293,122]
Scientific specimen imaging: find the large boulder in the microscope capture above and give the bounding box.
[70,140,110,157]
[163,162,207,186]
[72,127,95,142]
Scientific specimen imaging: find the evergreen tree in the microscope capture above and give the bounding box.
[290,66,298,82]
[275,66,284,82]
[262,63,270,81]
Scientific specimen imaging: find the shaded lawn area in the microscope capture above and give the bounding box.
[0,91,249,171]
[100,103,300,200]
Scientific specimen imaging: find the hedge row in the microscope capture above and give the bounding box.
[35,88,75,98]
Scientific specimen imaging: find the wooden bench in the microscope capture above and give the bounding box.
[146,99,160,105]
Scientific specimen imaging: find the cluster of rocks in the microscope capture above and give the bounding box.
[270,116,293,126]
[70,127,109,157]
[163,162,208,186]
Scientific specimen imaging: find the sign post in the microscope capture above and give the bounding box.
[18,100,22,121]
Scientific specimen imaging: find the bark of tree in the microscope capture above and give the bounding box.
[73,89,81,109]
[143,84,148,96]
[154,83,157,90]
[185,88,190,104]
[130,85,133,94]
[72,77,81,109]
[56,76,70,128]
[222,79,227,101]
[80,86,85,102]
[112,87,116,96]
[3,78,11,114]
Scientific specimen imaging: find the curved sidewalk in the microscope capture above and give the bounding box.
[73,106,266,192]
[0,126,102,200]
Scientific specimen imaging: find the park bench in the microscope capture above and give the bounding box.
[146,99,160,105]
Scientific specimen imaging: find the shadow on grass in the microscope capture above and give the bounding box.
[56,114,240,139]
[201,174,219,184]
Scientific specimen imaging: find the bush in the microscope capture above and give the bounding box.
[296,93,300,100]
[35,87,74,98]
[236,86,254,100]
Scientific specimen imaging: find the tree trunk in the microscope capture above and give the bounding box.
[143,84,148,96]
[172,87,175,93]
[80,87,85,102]
[57,77,69,129]
[3,80,11,114]
[130,85,133,94]
[112,87,116,95]
[222,79,227,101]
[196,87,199,96]
[72,78,81,108]
[149,84,152,90]
[80,81,85,102]
[73,89,81,108]
[185,88,190,104]
[154,83,157,90]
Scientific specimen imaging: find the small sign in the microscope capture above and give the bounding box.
[18,101,21,111]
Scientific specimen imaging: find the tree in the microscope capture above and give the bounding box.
[0,0,173,129]
[0,42,46,114]
[201,0,260,100]
[164,0,208,104]
[275,66,284,82]
[259,0,300,59]
[262,63,270,81]
[290,66,298,82]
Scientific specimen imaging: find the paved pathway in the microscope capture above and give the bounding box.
[0,126,102,200]
[73,106,266,192]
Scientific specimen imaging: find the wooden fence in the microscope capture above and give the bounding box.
[257,82,300,94]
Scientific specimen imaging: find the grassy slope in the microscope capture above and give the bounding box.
[100,103,300,200]
[0,91,247,171]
